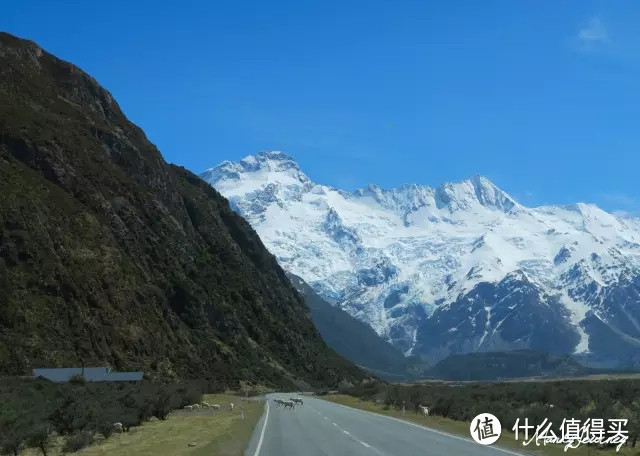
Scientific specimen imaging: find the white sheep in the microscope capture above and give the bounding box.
[282,400,295,410]
[229,402,235,411]
[112,422,123,433]
[418,405,430,417]
[184,405,194,412]
[212,404,221,410]
[289,397,304,406]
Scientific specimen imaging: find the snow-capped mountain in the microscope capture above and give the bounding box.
[202,151,640,368]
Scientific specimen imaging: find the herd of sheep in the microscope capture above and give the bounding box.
[104,396,432,435]
[183,401,234,412]
[106,401,237,435]
[273,397,304,410]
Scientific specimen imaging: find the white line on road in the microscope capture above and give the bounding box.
[252,400,270,456]
[325,401,525,456]
[317,410,384,455]
[306,399,388,456]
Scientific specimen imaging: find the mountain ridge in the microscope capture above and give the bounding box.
[0,32,364,388]
[204,151,640,368]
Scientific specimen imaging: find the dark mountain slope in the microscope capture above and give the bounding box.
[425,350,590,381]
[0,32,363,388]
[286,272,429,381]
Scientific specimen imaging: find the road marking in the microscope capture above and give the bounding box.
[252,400,270,456]
[306,399,386,456]
[324,400,526,456]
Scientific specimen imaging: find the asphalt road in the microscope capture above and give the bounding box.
[244,394,529,456]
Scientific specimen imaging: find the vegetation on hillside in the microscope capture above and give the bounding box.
[424,350,590,381]
[422,350,640,381]
[0,377,207,455]
[0,31,363,388]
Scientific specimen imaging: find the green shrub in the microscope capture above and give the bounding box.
[68,375,85,385]
[26,425,52,456]
[62,431,94,453]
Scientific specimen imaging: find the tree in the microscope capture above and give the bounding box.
[151,387,175,421]
[26,426,52,456]
[0,425,27,456]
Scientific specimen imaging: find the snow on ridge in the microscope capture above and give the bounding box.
[202,152,640,358]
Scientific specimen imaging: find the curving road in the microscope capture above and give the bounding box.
[244,394,531,456]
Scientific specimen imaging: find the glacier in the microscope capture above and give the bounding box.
[202,151,640,367]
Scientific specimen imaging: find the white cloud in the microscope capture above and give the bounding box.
[612,210,634,219]
[573,16,610,52]
[577,17,609,45]
[599,193,640,218]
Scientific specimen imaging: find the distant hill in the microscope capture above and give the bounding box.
[425,350,592,381]
[0,32,364,389]
[286,272,428,381]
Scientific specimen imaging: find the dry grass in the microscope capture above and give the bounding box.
[321,394,640,456]
[22,394,264,456]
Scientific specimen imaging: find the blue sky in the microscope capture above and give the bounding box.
[3,1,640,214]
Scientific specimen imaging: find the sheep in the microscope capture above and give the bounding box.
[184,405,194,412]
[200,402,210,408]
[191,404,200,411]
[229,402,235,411]
[418,405,430,417]
[289,397,304,406]
[211,404,221,410]
[112,422,123,433]
[282,400,296,410]
[273,399,283,407]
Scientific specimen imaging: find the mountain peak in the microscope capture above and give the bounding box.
[201,151,312,194]
[436,175,520,213]
[255,150,296,162]
[205,152,640,367]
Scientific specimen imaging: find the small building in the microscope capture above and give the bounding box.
[32,366,143,383]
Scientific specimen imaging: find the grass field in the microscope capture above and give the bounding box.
[320,394,640,456]
[22,394,264,456]
[513,374,640,383]
[406,373,640,386]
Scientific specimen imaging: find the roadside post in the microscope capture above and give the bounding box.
[402,401,405,416]
[241,404,244,420]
